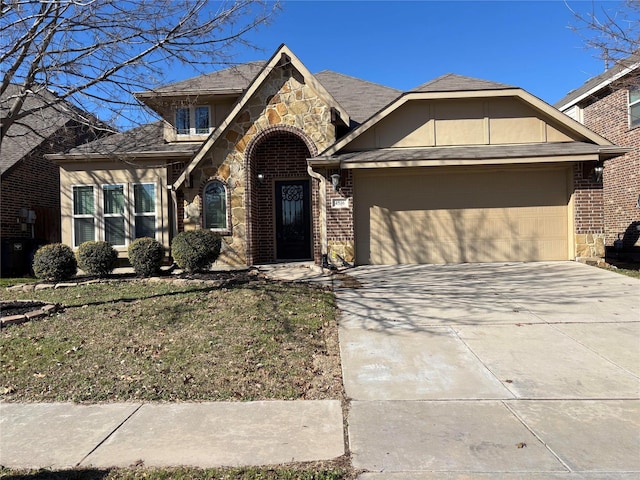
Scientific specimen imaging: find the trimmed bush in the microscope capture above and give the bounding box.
[32,243,78,281]
[171,230,221,273]
[128,237,164,277]
[76,241,117,277]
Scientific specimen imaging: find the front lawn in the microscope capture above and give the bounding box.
[0,273,343,403]
[0,463,354,480]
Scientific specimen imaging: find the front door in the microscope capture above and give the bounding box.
[275,180,311,260]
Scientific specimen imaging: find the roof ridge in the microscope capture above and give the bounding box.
[413,73,515,92]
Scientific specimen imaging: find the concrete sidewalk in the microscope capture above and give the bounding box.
[0,400,345,469]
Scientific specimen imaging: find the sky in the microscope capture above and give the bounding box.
[162,0,635,107]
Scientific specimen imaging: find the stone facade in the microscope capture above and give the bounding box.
[178,63,337,266]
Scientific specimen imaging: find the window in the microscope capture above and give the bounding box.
[175,105,211,135]
[195,106,210,134]
[134,183,156,239]
[103,185,126,246]
[203,181,228,231]
[71,182,158,248]
[73,186,95,246]
[630,86,640,129]
[176,107,190,135]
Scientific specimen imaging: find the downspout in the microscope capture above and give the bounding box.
[170,187,178,255]
[307,164,328,267]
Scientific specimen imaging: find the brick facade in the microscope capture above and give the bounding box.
[1,142,61,242]
[572,163,606,257]
[580,85,640,251]
[326,168,354,263]
[248,130,317,264]
[1,123,99,275]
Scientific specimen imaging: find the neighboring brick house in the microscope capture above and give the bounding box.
[50,44,625,267]
[556,54,640,261]
[1,85,105,275]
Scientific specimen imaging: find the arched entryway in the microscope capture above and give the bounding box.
[246,127,318,264]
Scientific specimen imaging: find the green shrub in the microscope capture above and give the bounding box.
[32,243,78,281]
[76,241,118,277]
[171,230,222,273]
[128,237,164,277]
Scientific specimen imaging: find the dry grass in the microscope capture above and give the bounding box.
[1,273,343,403]
[0,459,356,479]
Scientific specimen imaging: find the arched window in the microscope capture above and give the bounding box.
[203,180,228,231]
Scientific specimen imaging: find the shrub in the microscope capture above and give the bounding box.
[128,237,164,277]
[76,241,118,277]
[32,243,78,281]
[171,230,222,273]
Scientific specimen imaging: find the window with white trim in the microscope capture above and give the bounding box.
[71,182,158,247]
[103,185,126,246]
[203,180,228,231]
[630,86,640,129]
[176,107,190,135]
[73,186,96,246]
[134,183,156,239]
[175,105,211,135]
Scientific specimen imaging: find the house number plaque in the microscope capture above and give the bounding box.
[331,198,349,209]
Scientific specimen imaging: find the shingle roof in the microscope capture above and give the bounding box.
[63,121,198,156]
[315,71,401,125]
[1,85,74,174]
[413,73,515,93]
[554,52,640,109]
[313,142,622,166]
[136,62,267,97]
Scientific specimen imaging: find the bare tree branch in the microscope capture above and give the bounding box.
[1,0,280,145]
[567,0,640,69]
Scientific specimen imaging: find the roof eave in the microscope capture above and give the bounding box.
[47,150,195,163]
[556,61,640,111]
[336,154,602,169]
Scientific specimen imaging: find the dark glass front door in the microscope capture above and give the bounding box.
[275,180,311,260]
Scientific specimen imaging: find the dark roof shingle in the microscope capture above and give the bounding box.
[413,73,514,93]
[1,85,73,174]
[315,71,401,125]
[64,121,198,156]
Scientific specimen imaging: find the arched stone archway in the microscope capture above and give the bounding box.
[245,127,319,264]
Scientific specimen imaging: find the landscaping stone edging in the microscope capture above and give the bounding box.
[0,301,61,327]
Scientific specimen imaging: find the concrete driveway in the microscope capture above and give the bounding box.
[335,262,640,479]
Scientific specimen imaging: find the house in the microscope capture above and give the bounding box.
[1,85,106,276]
[555,53,640,261]
[49,44,626,268]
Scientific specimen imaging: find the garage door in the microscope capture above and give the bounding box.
[354,166,570,264]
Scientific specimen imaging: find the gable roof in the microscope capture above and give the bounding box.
[413,73,515,92]
[173,44,351,189]
[319,75,614,158]
[315,71,401,125]
[555,52,640,110]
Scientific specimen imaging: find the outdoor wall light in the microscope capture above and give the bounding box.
[592,165,604,183]
[331,173,341,191]
[257,172,265,185]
